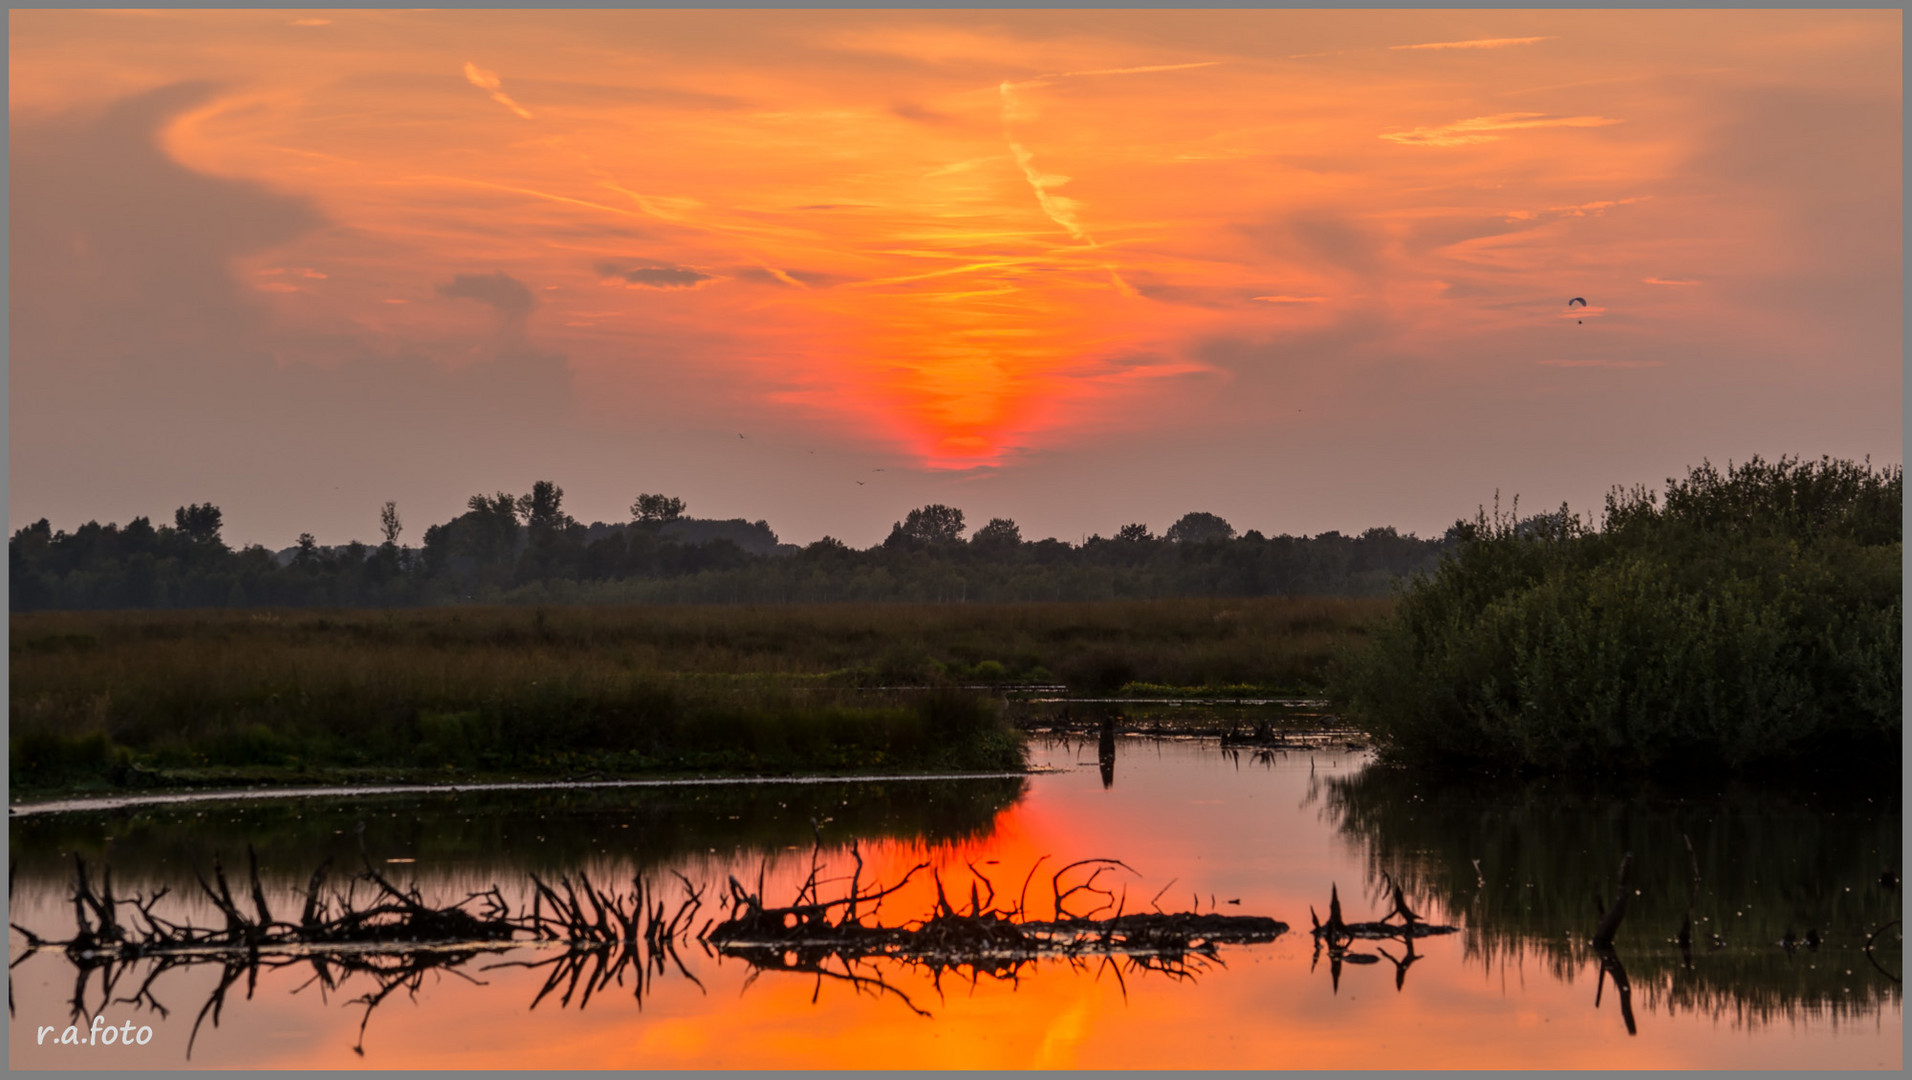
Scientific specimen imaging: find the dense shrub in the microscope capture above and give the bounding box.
[1333,456,1902,773]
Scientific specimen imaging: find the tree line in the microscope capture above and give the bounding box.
[9,482,1452,610]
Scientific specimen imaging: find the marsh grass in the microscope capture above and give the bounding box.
[10,596,1386,792]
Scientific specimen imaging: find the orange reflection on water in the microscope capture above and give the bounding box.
[7,743,1902,1070]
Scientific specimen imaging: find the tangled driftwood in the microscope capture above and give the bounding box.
[12,844,1291,1048]
[703,847,1287,1013]
[1306,876,1459,993]
[9,849,713,1056]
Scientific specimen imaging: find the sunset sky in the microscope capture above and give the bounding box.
[9,9,1902,549]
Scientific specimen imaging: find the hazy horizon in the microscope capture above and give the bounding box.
[9,9,1901,551]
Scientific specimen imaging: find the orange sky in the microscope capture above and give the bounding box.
[8,10,1902,547]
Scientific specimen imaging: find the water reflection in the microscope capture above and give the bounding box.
[8,730,1902,1068]
[1098,715,1116,789]
[20,839,1287,1059]
[9,777,1025,888]
[1319,765,1903,1031]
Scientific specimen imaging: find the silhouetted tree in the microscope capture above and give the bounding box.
[518,481,575,539]
[512,481,582,583]
[174,503,225,548]
[887,504,966,548]
[421,492,521,584]
[971,517,1022,552]
[11,473,1466,610]
[291,533,321,571]
[1165,511,1234,543]
[632,493,686,523]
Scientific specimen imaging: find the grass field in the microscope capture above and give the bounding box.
[9,596,1390,795]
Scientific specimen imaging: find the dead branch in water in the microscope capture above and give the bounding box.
[25,853,717,1057]
[1309,880,1457,944]
[707,856,1284,957]
[701,854,1288,1014]
[1306,877,1458,994]
[20,850,1292,1047]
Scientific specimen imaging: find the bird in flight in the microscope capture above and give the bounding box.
[855,480,866,486]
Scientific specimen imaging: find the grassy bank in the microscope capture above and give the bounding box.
[10,596,1387,795]
[1331,456,1902,774]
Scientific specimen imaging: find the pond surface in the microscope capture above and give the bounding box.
[8,727,1901,1069]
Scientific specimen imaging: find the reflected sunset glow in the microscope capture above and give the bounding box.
[9,741,1897,1069]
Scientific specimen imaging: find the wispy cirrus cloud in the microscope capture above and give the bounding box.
[994,81,1140,297]
[1006,139,1087,241]
[1391,36,1554,51]
[999,81,1090,244]
[463,61,533,119]
[1550,196,1649,216]
[1381,111,1620,147]
[1050,60,1222,78]
[732,264,857,289]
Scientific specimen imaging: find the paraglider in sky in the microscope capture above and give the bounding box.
[1568,296,1587,324]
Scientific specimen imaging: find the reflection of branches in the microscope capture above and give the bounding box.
[736,947,936,1018]
[1307,881,1457,996]
[707,853,1287,1016]
[21,852,713,1058]
[1376,936,1422,991]
[21,849,1296,1054]
[1864,921,1901,984]
[1594,945,1638,1036]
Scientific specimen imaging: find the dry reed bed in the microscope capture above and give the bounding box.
[10,598,1387,789]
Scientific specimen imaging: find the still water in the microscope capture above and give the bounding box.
[8,731,1901,1069]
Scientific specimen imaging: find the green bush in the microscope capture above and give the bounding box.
[1333,456,1902,773]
